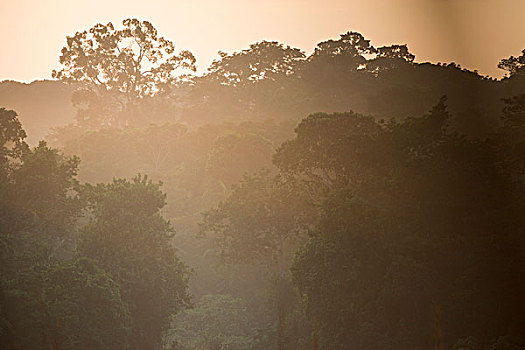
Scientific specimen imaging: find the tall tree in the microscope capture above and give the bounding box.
[78,175,190,350]
[52,18,196,127]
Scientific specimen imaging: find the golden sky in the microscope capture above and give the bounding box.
[1,0,524,82]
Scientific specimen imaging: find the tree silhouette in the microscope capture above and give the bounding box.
[498,49,525,77]
[206,41,305,86]
[52,18,196,127]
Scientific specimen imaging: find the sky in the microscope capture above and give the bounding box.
[0,0,524,82]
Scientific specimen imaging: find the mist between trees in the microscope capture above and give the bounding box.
[1,18,524,350]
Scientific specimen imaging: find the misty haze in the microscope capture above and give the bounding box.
[0,2,524,350]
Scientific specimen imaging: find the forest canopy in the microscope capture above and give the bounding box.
[1,18,524,350]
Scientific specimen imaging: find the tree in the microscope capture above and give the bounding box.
[183,42,306,124]
[2,258,130,350]
[0,112,82,258]
[0,110,130,350]
[367,44,415,73]
[201,170,312,270]
[376,44,415,62]
[310,31,375,61]
[78,175,190,349]
[206,41,305,86]
[201,171,314,350]
[498,49,525,77]
[52,18,196,127]
[283,102,525,348]
[273,110,382,191]
[166,294,255,350]
[0,108,29,171]
[205,132,275,187]
[497,94,525,186]
[302,31,376,79]
[0,107,30,240]
[502,94,525,129]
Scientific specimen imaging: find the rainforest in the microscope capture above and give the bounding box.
[1,9,524,350]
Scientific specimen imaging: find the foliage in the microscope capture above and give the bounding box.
[1,126,81,261]
[498,49,525,77]
[1,258,130,350]
[205,132,275,188]
[200,170,316,349]
[0,107,29,169]
[285,101,525,348]
[78,175,190,349]
[501,93,525,129]
[52,18,196,127]
[309,31,375,65]
[2,109,191,349]
[274,110,381,189]
[206,41,305,86]
[0,109,130,349]
[200,170,312,269]
[3,22,524,350]
[167,294,255,350]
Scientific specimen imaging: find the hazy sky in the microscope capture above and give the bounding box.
[1,0,524,82]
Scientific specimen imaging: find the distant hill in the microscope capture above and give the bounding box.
[0,80,76,145]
